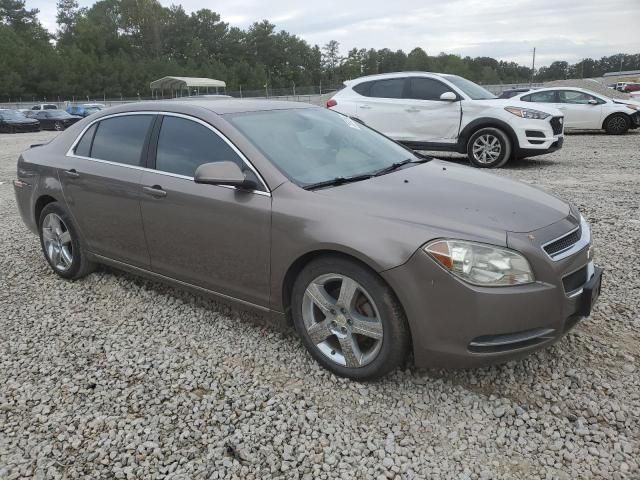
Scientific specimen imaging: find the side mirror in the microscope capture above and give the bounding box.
[194,161,257,190]
[439,91,458,102]
[588,99,598,105]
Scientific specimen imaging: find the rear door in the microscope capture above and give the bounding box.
[400,77,462,143]
[355,78,411,140]
[556,90,603,129]
[139,114,271,307]
[59,114,154,268]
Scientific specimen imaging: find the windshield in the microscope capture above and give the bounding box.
[48,111,71,118]
[0,110,28,121]
[227,108,418,187]
[443,75,497,100]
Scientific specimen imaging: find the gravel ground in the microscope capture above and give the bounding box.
[1,130,639,480]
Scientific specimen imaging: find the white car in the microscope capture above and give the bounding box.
[31,104,58,111]
[510,87,640,135]
[327,72,564,168]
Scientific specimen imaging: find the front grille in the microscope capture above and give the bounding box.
[550,116,563,135]
[563,265,588,293]
[544,227,581,257]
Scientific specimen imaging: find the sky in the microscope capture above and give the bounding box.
[30,0,640,67]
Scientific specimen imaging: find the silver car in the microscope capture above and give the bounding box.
[13,100,603,380]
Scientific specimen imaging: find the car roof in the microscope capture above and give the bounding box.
[104,99,316,115]
[344,71,446,85]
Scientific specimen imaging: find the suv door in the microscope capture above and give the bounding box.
[556,90,603,129]
[139,114,271,307]
[355,78,411,140]
[401,77,462,143]
[59,114,154,268]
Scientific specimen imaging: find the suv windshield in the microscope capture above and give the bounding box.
[442,75,497,100]
[227,108,419,187]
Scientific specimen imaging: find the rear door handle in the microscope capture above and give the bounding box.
[405,107,420,113]
[143,185,167,198]
[62,169,80,179]
[360,105,372,110]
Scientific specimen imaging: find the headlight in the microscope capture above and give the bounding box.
[505,106,550,120]
[624,104,639,111]
[424,240,534,286]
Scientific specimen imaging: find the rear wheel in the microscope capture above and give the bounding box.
[466,127,511,168]
[291,256,410,380]
[38,202,95,280]
[604,114,629,135]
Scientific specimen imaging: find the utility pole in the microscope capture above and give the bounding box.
[619,55,624,73]
[530,47,536,86]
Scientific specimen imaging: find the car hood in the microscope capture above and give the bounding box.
[474,98,564,116]
[315,160,569,237]
[4,118,38,125]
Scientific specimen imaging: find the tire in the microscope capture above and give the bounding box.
[604,114,630,135]
[54,121,64,131]
[38,202,95,280]
[466,127,511,168]
[291,255,410,380]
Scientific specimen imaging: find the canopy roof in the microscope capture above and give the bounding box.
[150,76,226,90]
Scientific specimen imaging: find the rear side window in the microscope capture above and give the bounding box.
[91,115,153,166]
[521,91,557,103]
[353,81,373,96]
[74,124,97,157]
[155,116,246,178]
[406,78,453,100]
[369,78,406,99]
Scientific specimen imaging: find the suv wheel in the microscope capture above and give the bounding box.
[467,127,511,168]
[604,114,629,135]
[38,202,95,280]
[291,256,410,380]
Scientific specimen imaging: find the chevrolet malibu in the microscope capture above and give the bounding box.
[13,100,603,380]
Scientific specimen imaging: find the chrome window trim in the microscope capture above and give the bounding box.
[65,111,271,197]
[541,216,591,262]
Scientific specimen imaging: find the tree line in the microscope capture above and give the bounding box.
[1,0,639,101]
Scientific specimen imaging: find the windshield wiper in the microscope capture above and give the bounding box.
[303,174,373,191]
[373,157,430,177]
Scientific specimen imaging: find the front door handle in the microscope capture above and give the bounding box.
[360,105,372,110]
[405,107,420,113]
[143,185,167,198]
[63,169,80,179]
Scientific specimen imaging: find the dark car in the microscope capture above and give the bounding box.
[66,105,103,118]
[0,110,40,133]
[33,110,82,131]
[13,100,602,380]
[498,88,532,99]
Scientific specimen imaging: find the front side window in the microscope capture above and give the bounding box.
[227,108,418,187]
[407,78,453,100]
[558,90,598,104]
[441,75,496,100]
[522,91,557,103]
[91,115,153,166]
[155,116,247,179]
[369,78,406,99]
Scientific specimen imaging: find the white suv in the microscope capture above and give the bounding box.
[509,87,640,135]
[328,72,564,168]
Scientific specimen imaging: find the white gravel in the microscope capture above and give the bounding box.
[1,130,639,479]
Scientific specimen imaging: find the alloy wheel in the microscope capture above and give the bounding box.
[608,116,627,134]
[42,213,73,271]
[54,121,63,131]
[302,273,383,368]
[472,134,502,164]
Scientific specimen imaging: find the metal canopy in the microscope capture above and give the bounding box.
[150,77,226,98]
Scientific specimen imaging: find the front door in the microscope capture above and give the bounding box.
[139,115,271,307]
[555,90,603,129]
[59,114,154,268]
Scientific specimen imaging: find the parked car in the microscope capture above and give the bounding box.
[498,87,532,99]
[32,110,82,131]
[31,104,58,111]
[510,87,640,134]
[13,100,602,379]
[623,83,640,93]
[66,104,103,117]
[0,110,40,133]
[327,72,564,168]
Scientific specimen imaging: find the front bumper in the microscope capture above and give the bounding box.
[512,115,564,158]
[382,216,601,369]
[631,112,640,128]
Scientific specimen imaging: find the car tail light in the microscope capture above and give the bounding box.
[326,99,337,108]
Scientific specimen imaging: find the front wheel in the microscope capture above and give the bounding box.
[604,114,629,135]
[291,256,410,380]
[466,127,511,168]
[54,121,64,131]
